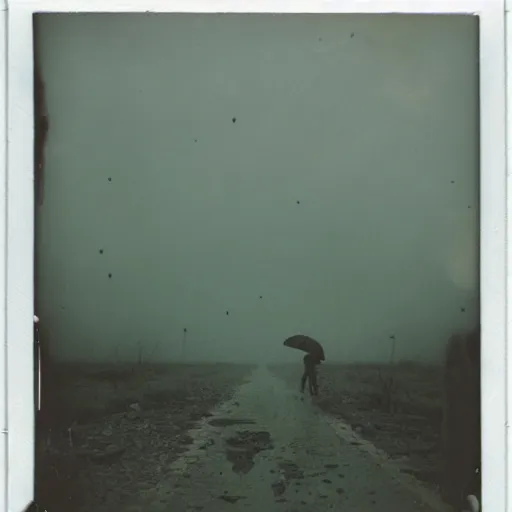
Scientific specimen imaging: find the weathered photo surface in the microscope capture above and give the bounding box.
[32,13,480,512]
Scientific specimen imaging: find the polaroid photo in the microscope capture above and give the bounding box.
[1,0,508,511]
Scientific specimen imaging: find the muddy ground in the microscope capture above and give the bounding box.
[34,362,254,512]
[270,362,443,491]
[34,361,445,511]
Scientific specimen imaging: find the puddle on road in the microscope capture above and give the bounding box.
[218,494,246,504]
[268,460,305,501]
[308,470,327,478]
[225,430,274,474]
[209,418,256,427]
[278,460,304,480]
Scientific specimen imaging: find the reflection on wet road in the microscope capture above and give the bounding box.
[135,366,448,512]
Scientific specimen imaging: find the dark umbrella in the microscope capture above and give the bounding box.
[284,334,325,361]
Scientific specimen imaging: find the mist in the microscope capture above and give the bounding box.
[35,13,478,366]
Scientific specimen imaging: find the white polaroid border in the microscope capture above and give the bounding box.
[0,3,7,512]
[2,1,507,511]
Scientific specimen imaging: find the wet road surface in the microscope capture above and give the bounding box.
[130,365,449,512]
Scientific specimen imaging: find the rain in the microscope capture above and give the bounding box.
[32,13,479,512]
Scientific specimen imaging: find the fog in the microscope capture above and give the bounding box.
[33,14,482,512]
[35,13,479,365]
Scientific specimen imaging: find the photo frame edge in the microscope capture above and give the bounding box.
[4,1,508,511]
[0,3,8,512]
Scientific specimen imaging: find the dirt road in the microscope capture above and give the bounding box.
[271,362,443,490]
[35,363,254,511]
[127,365,449,512]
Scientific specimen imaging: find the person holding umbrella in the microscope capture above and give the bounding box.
[283,334,325,397]
[301,353,321,396]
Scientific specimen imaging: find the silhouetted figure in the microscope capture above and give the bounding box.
[301,353,320,396]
